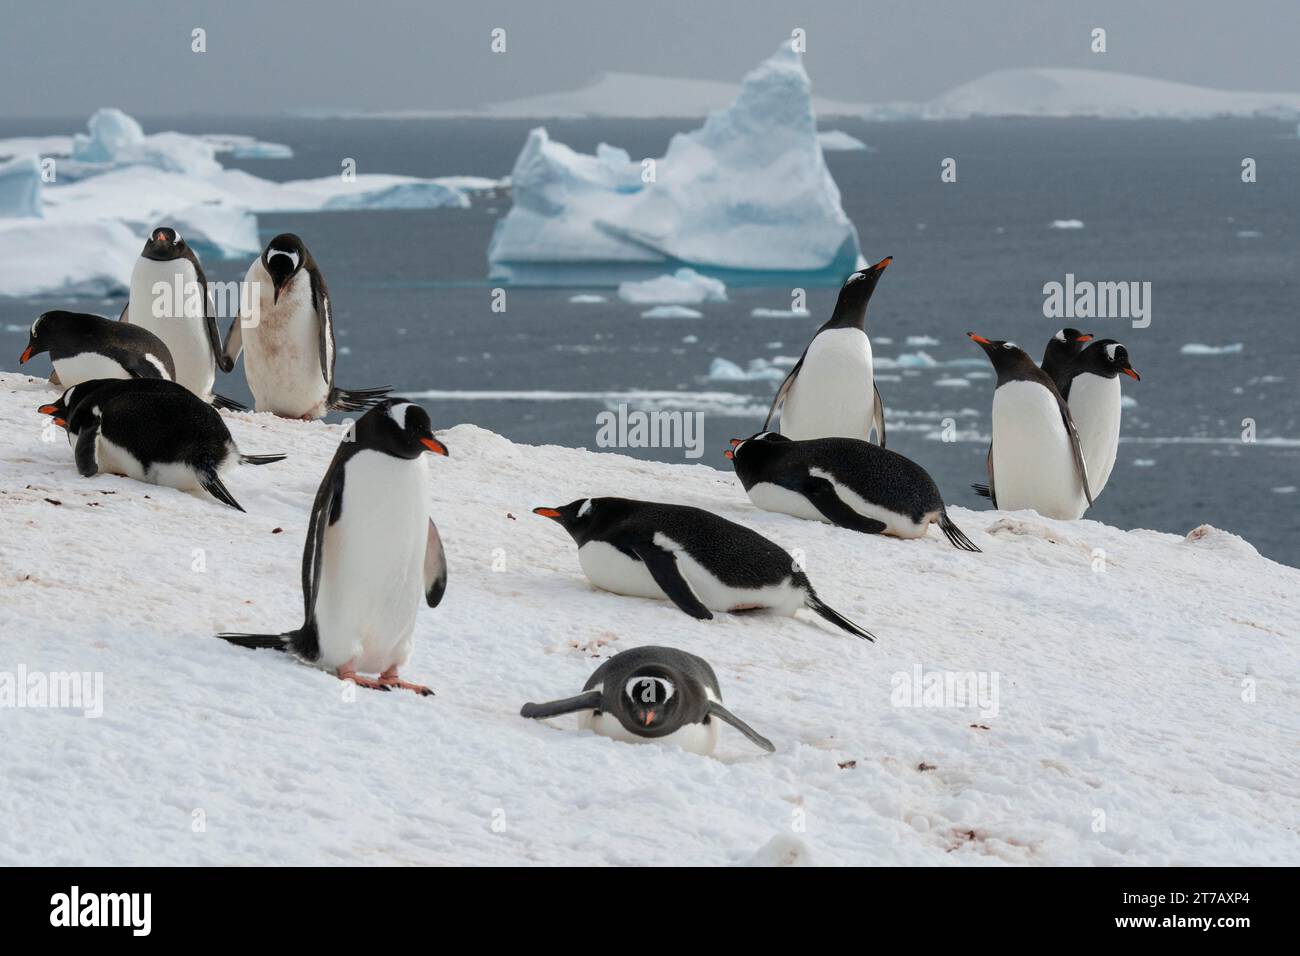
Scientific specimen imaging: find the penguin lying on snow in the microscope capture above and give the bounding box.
[967,333,1093,520]
[532,497,876,641]
[727,432,980,551]
[764,256,892,445]
[1054,338,1140,498]
[1040,327,1094,393]
[216,399,448,695]
[20,310,175,385]
[38,378,285,511]
[222,233,391,419]
[521,646,775,755]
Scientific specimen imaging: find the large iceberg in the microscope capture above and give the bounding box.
[70,108,223,178]
[487,45,863,284]
[0,155,43,218]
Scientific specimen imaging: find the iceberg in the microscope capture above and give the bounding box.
[200,134,294,160]
[618,268,726,305]
[0,155,43,218]
[0,219,137,297]
[70,108,222,178]
[817,130,870,151]
[488,45,863,285]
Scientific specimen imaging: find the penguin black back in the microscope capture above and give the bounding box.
[21,310,176,380]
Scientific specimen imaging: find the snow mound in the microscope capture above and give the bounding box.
[1,371,1297,866]
[488,45,863,284]
[618,268,727,305]
[0,155,42,218]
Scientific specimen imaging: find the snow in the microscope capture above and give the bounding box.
[1181,343,1244,355]
[641,305,703,319]
[487,46,863,283]
[1,369,1296,865]
[0,155,42,218]
[817,130,870,151]
[618,268,727,305]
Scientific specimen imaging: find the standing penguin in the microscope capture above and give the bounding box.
[43,377,285,511]
[1040,327,1094,394]
[122,227,240,408]
[968,333,1093,520]
[532,497,876,640]
[521,646,775,755]
[1055,338,1140,497]
[763,256,891,445]
[726,432,980,551]
[222,234,391,420]
[216,399,449,694]
[20,310,175,385]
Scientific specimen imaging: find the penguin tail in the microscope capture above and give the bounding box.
[198,468,246,512]
[938,510,981,553]
[327,385,392,412]
[970,483,992,499]
[804,592,876,642]
[211,392,248,412]
[239,453,287,466]
[215,632,291,652]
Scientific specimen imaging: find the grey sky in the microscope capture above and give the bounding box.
[4,0,1299,118]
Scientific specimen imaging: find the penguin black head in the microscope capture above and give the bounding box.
[615,667,697,737]
[1076,339,1141,381]
[262,233,309,303]
[352,398,448,460]
[533,497,625,545]
[38,379,115,429]
[827,255,891,329]
[141,226,187,261]
[1041,327,1094,371]
[968,332,1043,383]
[724,431,790,463]
[19,310,67,365]
[37,393,69,428]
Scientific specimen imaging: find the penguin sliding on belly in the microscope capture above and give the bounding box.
[20,310,175,385]
[217,399,449,694]
[222,234,391,420]
[968,333,1093,520]
[521,646,775,755]
[532,497,876,641]
[122,227,243,409]
[764,256,892,445]
[727,431,980,551]
[39,378,285,511]
[1055,338,1140,498]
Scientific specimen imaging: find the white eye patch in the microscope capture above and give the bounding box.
[267,249,300,271]
[30,314,42,337]
[386,401,415,430]
[625,677,674,704]
[1053,330,1066,343]
[578,498,593,517]
[1105,343,1119,361]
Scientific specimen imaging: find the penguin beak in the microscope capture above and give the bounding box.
[419,436,449,456]
[532,507,562,519]
[871,255,892,271]
[724,449,734,460]
[967,332,992,346]
[38,404,58,415]
[53,418,67,428]
[1077,333,1095,343]
[729,438,742,447]
[19,345,33,364]
[1122,366,1141,381]
[642,710,656,726]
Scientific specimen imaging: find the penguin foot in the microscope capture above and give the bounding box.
[336,664,390,692]
[378,668,435,697]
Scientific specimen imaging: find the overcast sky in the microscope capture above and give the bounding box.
[4,0,1299,118]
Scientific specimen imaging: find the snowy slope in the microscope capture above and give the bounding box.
[0,370,1297,866]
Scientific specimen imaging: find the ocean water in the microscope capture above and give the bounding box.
[2,116,1297,565]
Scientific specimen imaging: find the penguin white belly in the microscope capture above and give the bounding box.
[128,258,214,399]
[747,473,928,538]
[991,381,1088,520]
[52,352,132,386]
[96,436,210,493]
[579,710,720,755]
[780,329,876,440]
[243,277,330,419]
[1068,374,1121,496]
[747,481,828,522]
[313,451,429,672]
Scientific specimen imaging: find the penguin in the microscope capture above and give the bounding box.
[521,645,775,755]
[967,333,1093,520]
[221,233,391,420]
[122,226,243,409]
[1055,338,1140,497]
[216,399,449,694]
[1040,327,1094,394]
[532,497,876,641]
[726,431,980,551]
[763,256,891,445]
[19,310,175,386]
[44,378,285,511]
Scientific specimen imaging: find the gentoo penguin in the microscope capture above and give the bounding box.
[763,256,891,445]
[521,645,775,755]
[968,333,1093,520]
[216,399,449,694]
[122,227,242,409]
[726,431,980,551]
[1040,327,1094,394]
[1055,338,1140,497]
[20,310,175,385]
[43,378,285,511]
[532,497,876,640]
[222,233,391,419]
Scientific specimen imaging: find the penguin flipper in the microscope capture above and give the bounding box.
[970,483,992,499]
[762,354,804,430]
[211,393,248,412]
[239,453,287,466]
[74,423,99,478]
[708,702,776,753]
[303,456,344,627]
[628,543,713,620]
[424,517,448,608]
[984,443,998,508]
[520,690,602,720]
[198,468,246,512]
[327,386,393,412]
[872,381,887,447]
[118,301,129,323]
[800,476,887,535]
[1056,395,1094,506]
[222,315,243,368]
[189,253,231,374]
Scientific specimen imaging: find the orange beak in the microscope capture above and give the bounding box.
[419,436,448,456]
[19,346,33,364]
[53,418,67,428]
[1122,367,1141,381]
[724,449,734,459]
[1076,334,1094,342]
[872,255,893,271]
[643,711,655,725]
[729,438,742,447]
[967,332,992,345]
[38,403,58,415]
[533,507,561,519]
